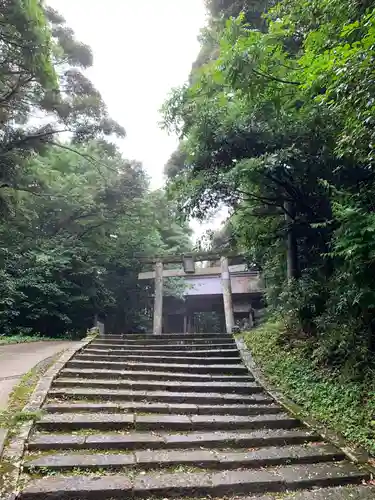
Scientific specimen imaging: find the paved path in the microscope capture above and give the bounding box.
[0,341,78,409]
[0,340,78,458]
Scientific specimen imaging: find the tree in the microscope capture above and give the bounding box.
[205,0,271,30]
[162,0,375,371]
[0,139,193,337]
[0,3,194,339]
[0,2,124,214]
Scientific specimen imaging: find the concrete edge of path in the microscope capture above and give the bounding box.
[234,333,375,478]
[1,335,95,500]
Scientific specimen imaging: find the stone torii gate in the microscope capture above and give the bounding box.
[138,253,262,335]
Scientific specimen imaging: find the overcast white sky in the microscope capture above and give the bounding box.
[48,0,206,189]
[47,0,226,239]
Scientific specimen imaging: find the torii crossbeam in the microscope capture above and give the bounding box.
[138,253,262,335]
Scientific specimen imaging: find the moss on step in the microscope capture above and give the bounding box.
[23,463,203,480]
[24,448,135,460]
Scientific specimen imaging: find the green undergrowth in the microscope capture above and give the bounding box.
[0,356,60,496]
[243,320,375,457]
[0,333,75,345]
[0,356,57,431]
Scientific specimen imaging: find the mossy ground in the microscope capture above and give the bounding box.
[243,320,375,457]
[0,356,57,431]
[0,334,78,345]
[0,355,59,496]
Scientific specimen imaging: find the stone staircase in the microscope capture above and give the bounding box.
[18,333,373,499]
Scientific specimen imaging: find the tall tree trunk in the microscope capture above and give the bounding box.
[284,200,299,280]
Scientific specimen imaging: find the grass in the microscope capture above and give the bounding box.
[0,333,77,345]
[0,355,62,497]
[243,320,375,457]
[0,355,58,430]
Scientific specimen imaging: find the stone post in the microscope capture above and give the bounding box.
[249,304,255,329]
[221,256,234,334]
[187,314,193,333]
[153,260,163,335]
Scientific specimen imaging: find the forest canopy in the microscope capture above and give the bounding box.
[0,1,192,338]
[162,0,375,375]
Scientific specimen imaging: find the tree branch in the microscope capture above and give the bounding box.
[49,141,117,184]
[235,188,286,207]
[252,68,300,86]
[51,209,102,236]
[0,184,67,199]
[0,75,34,104]
[0,129,71,154]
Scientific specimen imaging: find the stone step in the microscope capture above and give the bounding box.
[19,462,369,499]
[86,342,236,351]
[99,333,234,341]
[24,444,345,473]
[66,359,248,374]
[97,334,124,337]
[27,428,324,451]
[43,402,283,416]
[59,368,254,382]
[76,353,242,365]
[91,336,236,343]
[268,485,375,499]
[19,332,370,500]
[49,387,274,405]
[53,377,262,394]
[84,347,240,357]
[89,342,240,349]
[92,335,235,344]
[35,412,299,432]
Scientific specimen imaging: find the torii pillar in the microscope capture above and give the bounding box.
[221,256,234,334]
[153,260,163,335]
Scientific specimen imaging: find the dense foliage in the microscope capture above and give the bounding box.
[0,2,191,339]
[163,0,375,378]
[244,320,375,455]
